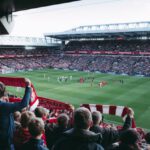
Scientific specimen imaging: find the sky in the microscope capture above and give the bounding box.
[11,0,150,37]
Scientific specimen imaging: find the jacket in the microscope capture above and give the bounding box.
[90,115,132,149]
[52,128,104,150]
[0,86,31,148]
[22,138,49,150]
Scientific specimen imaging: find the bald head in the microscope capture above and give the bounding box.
[74,107,92,129]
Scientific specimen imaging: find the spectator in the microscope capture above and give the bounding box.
[13,111,35,150]
[0,79,31,150]
[145,132,150,144]
[140,132,150,150]
[14,111,21,130]
[90,108,134,149]
[22,117,49,150]
[110,129,141,150]
[35,106,49,122]
[46,113,70,150]
[52,107,104,150]
[34,106,50,146]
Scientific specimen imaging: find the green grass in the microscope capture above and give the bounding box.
[1,69,150,129]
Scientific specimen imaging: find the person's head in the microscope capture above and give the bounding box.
[0,82,6,99]
[28,118,45,138]
[57,113,69,128]
[74,107,92,130]
[120,129,140,145]
[34,106,49,119]
[20,111,35,128]
[92,111,102,125]
[145,132,150,144]
[14,111,21,122]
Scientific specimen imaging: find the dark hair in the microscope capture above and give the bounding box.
[120,129,140,145]
[34,106,45,118]
[145,132,150,144]
[34,106,49,118]
[57,113,69,128]
[0,82,6,98]
[74,107,92,129]
[28,118,44,137]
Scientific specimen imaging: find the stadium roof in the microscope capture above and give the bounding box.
[0,0,77,35]
[1,0,77,13]
[1,0,150,37]
[15,0,78,12]
[45,21,150,40]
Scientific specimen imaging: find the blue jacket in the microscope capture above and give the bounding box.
[0,86,31,147]
[22,138,49,150]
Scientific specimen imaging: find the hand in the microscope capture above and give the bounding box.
[128,108,134,118]
[69,104,75,110]
[25,78,31,87]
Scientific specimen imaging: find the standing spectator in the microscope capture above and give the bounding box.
[46,113,70,150]
[145,132,150,144]
[13,111,35,150]
[109,129,141,150]
[22,117,49,150]
[52,107,104,150]
[34,106,50,146]
[142,132,150,150]
[14,111,21,131]
[34,106,49,122]
[90,108,134,149]
[0,79,31,150]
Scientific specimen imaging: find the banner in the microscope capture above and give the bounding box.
[65,50,150,55]
[0,54,49,58]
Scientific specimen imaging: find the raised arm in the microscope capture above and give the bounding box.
[2,78,32,113]
[122,108,134,130]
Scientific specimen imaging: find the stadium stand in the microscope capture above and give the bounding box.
[0,76,149,150]
[1,4,150,148]
[0,40,150,76]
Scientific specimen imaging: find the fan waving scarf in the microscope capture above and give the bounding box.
[0,76,39,111]
[81,104,136,128]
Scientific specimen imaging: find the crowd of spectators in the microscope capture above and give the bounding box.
[46,55,150,76]
[1,80,150,150]
[1,40,150,150]
[65,40,150,52]
[0,40,150,76]
[0,48,50,55]
[0,76,150,150]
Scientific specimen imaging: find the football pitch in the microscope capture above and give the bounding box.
[1,69,150,129]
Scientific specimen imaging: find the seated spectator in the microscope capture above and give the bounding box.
[52,107,104,150]
[13,111,35,150]
[0,79,31,150]
[22,117,49,150]
[90,108,134,149]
